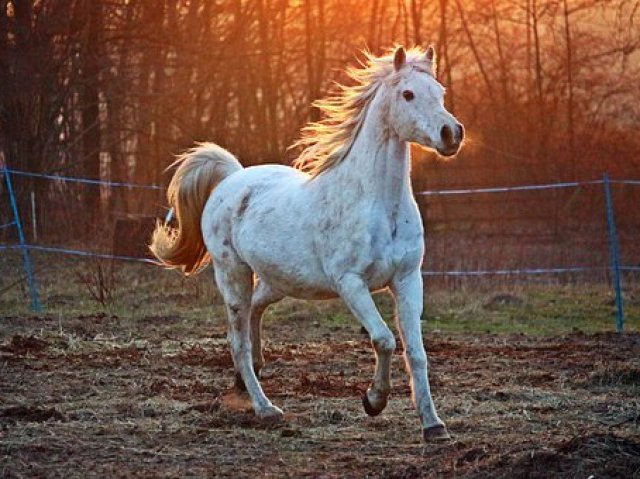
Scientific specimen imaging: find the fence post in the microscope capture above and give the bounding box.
[603,173,624,332]
[3,168,42,311]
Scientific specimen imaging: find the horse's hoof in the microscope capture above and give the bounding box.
[257,405,284,424]
[423,425,451,442]
[362,391,386,417]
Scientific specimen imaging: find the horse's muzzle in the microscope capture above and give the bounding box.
[438,122,464,157]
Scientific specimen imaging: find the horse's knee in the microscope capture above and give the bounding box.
[372,333,396,356]
[228,301,249,318]
[405,348,427,370]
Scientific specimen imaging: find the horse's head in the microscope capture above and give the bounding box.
[387,46,464,157]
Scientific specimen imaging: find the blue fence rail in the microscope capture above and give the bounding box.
[1,166,638,331]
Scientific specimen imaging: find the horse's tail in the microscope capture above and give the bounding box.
[150,142,243,276]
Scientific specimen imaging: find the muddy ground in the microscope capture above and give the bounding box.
[1,312,639,478]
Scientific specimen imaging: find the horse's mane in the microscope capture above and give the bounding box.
[292,46,434,178]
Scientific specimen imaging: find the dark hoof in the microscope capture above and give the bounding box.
[423,425,451,442]
[362,392,386,417]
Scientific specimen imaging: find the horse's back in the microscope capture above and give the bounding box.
[203,163,308,236]
[213,164,305,196]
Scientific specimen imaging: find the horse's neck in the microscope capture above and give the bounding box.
[321,98,412,216]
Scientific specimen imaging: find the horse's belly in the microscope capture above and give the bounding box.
[252,259,338,300]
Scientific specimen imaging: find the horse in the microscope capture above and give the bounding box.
[150,45,464,442]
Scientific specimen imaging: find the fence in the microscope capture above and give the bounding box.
[1,166,638,331]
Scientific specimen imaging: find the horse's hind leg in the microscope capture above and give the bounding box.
[337,273,395,416]
[214,264,283,421]
[234,279,283,391]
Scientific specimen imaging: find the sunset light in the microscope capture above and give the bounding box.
[1,1,639,477]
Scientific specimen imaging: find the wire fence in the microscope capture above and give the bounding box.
[1,166,638,331]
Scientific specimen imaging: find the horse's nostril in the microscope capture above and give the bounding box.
[441,125,453,145]
[456,123,465,141]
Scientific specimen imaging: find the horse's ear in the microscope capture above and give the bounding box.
[393,46,406,71]
[425,45,437,74]
[426,45,436,63]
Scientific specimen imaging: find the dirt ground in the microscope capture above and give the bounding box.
[1,312,639,478]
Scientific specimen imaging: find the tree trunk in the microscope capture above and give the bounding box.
[257,0,278,161]
[438,0,455,112]
[79,0,103,229]
[368,0,380,51]
[531,0,546,170]
[410,0,422,45]
[455,0,493,97]
[562,0,575,177]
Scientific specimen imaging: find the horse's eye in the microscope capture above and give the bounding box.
[402,90,415,101]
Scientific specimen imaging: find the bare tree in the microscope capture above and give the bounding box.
[1,0,639,245]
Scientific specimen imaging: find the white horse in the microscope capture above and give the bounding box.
[150,46,464,442]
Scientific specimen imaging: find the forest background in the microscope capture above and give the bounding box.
[1,0,639,255]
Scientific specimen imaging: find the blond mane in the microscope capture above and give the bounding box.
[292,46,434,177]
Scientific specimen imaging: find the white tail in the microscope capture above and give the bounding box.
[149,142,243,275]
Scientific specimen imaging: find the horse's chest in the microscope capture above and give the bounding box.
[315,201,423,287]
[353,217,422,288]
[365,236,415,282]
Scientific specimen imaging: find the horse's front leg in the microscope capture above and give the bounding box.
[392,269,449,441]
[337,273,395,416]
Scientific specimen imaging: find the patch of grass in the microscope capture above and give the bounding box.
[1,251,638,335]
[422,285,639,335]
[1,251,223,323]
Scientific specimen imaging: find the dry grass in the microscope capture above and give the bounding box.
[1,253,640,476]
[1,311,639,478]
